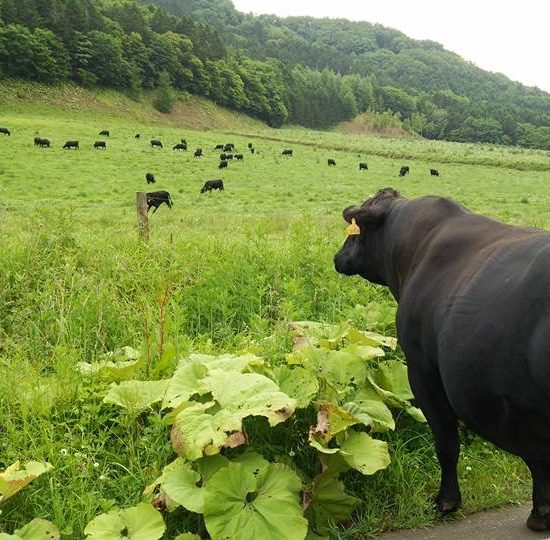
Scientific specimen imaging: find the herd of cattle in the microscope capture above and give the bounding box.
[1,126,441,213]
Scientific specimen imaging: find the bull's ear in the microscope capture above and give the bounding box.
[343,205,386,228]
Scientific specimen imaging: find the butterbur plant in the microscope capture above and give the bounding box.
[99,318,425,539]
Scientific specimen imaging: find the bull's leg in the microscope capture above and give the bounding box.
[152,205,158,214]
[526,460,550,531]
[408,367,462,513]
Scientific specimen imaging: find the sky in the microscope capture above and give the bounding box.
[230,0,550,93]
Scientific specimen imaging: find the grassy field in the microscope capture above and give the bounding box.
[0,82,546,538]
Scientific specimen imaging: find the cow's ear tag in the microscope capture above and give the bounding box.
[346,218,361,236]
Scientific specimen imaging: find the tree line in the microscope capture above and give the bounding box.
[3,0,550,149]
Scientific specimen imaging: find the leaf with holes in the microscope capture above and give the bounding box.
[337,431,390,476]
[0,518,59,539]
[84,503,165,540]
[203,462,308,540]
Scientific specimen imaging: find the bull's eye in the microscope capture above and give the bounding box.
[346,218,361,236]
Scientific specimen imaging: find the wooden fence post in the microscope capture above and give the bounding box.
[136,192,149,240]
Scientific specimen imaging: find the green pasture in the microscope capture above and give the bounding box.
[0,93,546,538]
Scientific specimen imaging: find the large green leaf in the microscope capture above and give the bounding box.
[77,347,142,382]
[173,369,296,460]
[174,535,201,540]
[157,458,203,513]
[0,461,53,503]
[309,402,360,446]
[346,328,397,350]
[337,432,390,475]
[177,353,263,372]
[290,320,351,349]
[84,503,165,540]
[203,462,308,540]
[162,363,209,410]
[307,471,358,536]
[0,519,59,540]
[342,398,395,432]
[103,380,169,413]
[267,365,319,408]
[368,360,413,402]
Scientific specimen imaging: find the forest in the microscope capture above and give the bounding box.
[2,0,550,148]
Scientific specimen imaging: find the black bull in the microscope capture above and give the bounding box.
[334,187,550,531]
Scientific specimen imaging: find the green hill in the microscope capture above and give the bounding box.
[2,0,550,148]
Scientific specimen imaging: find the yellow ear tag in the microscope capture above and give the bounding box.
[346,218,361,236]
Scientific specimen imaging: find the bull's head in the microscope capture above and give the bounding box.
[334,187,401,285]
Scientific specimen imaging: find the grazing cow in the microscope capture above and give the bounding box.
[359,162,368,171]
[282,149,293,156]
[215,144,224,150]
[0,127,10,136]
[181,138,187,145]
[145,172,155,184]
[200,179,224,194]
[94,141,106,149]
[250,148,255,154]
[235,154,244,161]
[146,191,173,213]
[194,148,203,158]
[225,153,233,160]
[248,143,253,149]
[219,160,228,169]
[334,187,550,532]
[99,130,110,136]
[34,137,50,147]
[173,143,187,151]
[63,140,79,150]
[430,168,440,176]
[220,153,228,161]
[399,165,410,177]
[223,144,234,152]
[150,139,163,149]
[327,159,336,166]
[135,134,140,139]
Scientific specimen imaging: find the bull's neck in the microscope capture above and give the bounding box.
[381,198,453,301]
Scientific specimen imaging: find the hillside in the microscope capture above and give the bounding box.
[2,0,550,148]
[142,0,550,148]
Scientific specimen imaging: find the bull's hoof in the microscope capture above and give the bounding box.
[527,511,550,531]
[435,495,461,514]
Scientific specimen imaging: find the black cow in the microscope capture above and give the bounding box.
[181,138,187,145]
[0,127,10,136]
[146,172,155,184]
[327,159,336,166]
[135,134,141,139]
[173,143,187,151]
[194,148,203,158]
[215,144,224,150]
[219,160,228,169]
[359,162,368,171]
[151,139,163,149]
[35,137,50,147]
[248,143,253,149]
[223,143,234,152]
[235,154,244,161]
[220,153,228,161]
[99,130,110,136]
[282,149,293,156]
[250,148,255,154]
[63,140,79,150]
[430,168,440,177]
[146,191,173,213]
[200,179,224,194]
[334,187,550,532]
[399,165,410,177]
[94,141,106,149]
